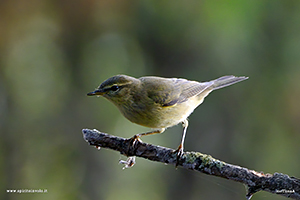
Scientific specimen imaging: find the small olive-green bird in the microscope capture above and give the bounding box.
[87,75,248,160]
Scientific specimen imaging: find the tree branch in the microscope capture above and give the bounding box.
[82,128,300,200]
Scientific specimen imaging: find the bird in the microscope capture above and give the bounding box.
[87,74,248,164]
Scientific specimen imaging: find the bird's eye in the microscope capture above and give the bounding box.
[110,85,119,91]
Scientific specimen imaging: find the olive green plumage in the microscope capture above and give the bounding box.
[87,74,248,158]
[88,74,247,128]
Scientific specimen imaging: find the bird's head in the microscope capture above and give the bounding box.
[87,75,139,105]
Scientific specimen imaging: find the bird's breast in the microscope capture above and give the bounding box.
[117,96,203,129]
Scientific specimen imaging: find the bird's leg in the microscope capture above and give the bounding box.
[127,128,165,155]
[174,119,188,167]
[134,128,165,140]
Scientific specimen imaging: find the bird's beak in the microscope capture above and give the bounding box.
[87,89,104,96]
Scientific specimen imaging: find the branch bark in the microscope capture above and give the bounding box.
[82,128,300,200]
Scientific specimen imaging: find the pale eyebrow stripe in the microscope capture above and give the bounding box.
[102,83,129,90]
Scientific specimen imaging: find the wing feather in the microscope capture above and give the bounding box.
[141,77,212,107]
[174,78,213,103]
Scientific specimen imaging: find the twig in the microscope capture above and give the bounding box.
[82,128,300,200]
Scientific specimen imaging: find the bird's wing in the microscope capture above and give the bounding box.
[143,77,213,107]
[173,78,213,104]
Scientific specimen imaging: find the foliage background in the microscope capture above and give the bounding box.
[1,0,300,200]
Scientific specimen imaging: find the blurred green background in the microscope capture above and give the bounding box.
[1,0,300,200]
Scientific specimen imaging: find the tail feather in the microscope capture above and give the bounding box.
[211,75,248,90]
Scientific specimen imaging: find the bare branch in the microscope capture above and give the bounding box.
[82,128,300,200]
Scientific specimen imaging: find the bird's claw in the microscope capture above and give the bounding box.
[129,135,142,146]
[126,135,142,156]
[174,145,184,167]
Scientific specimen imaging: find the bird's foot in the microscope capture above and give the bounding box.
[126,134,142,156]
[173,144,184,167]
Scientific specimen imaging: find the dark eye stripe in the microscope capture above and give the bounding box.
[110,85,119,91]
[101,85,124,93]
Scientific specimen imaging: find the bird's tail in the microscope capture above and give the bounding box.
[210,75,248,90]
